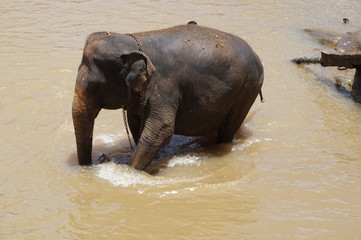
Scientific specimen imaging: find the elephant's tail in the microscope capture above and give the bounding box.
[259,90,265,103]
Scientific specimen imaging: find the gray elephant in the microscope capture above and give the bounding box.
[72,24,264,170]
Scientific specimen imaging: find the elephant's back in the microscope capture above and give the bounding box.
[140,25,262,81]
[140,25,256,61]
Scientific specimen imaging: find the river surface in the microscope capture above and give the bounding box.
[1,0,361,239]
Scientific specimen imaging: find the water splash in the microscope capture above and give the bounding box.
[231,137,272,152]
[94,133,122,145]
[95,160,205,188]
[93,133,259,189]
[96,163,159,187]
[167,155,202,167]
[231,138,261,151]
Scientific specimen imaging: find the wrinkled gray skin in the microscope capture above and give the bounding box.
[305,28,361,102]
[72,24,264,170]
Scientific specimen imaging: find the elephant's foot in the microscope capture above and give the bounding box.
[94,153,133,165]
[94,153,111,165]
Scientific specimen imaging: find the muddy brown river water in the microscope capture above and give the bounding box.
[1,0,361,239]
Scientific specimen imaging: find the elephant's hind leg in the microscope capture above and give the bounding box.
[217,87,259,143]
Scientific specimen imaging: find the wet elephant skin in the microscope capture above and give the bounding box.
[72,24,264,170]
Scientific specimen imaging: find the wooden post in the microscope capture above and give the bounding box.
[352,67,361,103]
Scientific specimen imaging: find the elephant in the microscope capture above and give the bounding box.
[72,24,264,170]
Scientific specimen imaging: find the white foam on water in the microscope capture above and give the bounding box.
[231,138,272,152]
[166,155,202,167]
[159,190,179,197]
[96,163,156,187]
[94,133,122,145]
[95,161,204,188]
[231,138,260,151]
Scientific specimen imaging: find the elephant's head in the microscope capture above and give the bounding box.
[72,46,155,165]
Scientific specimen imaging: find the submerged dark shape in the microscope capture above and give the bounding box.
[72,24,264,170]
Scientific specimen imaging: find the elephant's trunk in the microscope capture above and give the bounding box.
[72,89,98,165]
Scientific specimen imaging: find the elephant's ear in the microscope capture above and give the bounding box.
[120,51,156,92]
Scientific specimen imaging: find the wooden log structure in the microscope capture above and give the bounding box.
[320,51,361,68]
[292,51,361,103]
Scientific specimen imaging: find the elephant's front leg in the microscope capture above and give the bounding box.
[129,108,176,170]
